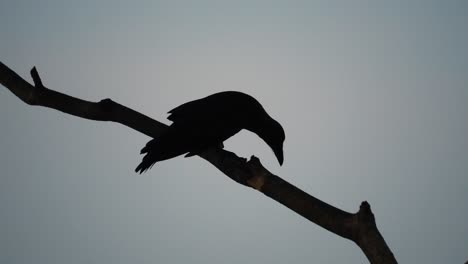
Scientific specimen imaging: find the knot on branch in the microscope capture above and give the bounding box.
[99,98,115,113]
[202,150,271,190]
[353,201,378,241]
[358,201,375,223]
[246,156,270,191]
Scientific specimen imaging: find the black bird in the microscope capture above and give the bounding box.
[135,91,285,173]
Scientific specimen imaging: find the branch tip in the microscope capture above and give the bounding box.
[30,66,44,88]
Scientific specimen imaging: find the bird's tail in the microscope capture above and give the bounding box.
[135,140,157,174]
[135,154,156,174]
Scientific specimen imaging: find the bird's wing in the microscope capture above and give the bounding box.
[167,99,204,122]
[167,91,255,123]
[167,95,228,123]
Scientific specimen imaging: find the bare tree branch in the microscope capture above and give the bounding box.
[0,61,397,264]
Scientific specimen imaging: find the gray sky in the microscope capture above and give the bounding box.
[1,1,467,263]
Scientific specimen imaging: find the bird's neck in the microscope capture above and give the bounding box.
[245,115,271,136]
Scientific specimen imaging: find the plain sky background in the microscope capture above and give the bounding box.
[1,1,467,263]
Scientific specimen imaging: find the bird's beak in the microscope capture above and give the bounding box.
[274,146,284,166]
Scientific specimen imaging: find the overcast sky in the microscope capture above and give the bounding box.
[1,1,467,263]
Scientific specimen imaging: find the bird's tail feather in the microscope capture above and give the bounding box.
[136,139,158,173]
[140,140,154,154]
[135,155,156,174]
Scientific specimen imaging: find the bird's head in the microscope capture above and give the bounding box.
[258,117,285,166]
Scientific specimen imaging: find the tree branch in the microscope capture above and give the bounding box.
[0,61,397,264]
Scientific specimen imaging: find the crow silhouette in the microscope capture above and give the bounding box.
[135,91,285,173]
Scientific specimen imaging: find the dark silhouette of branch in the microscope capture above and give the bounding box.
[0,61,397,264]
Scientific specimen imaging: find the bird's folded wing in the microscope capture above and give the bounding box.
[167,98,205,122]
[167,95,226,123]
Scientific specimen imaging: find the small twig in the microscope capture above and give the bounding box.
[30,66,44,88]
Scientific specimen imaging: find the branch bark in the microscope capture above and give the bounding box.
[0,61,397,264]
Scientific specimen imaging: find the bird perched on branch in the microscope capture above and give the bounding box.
[135,91,285,173]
